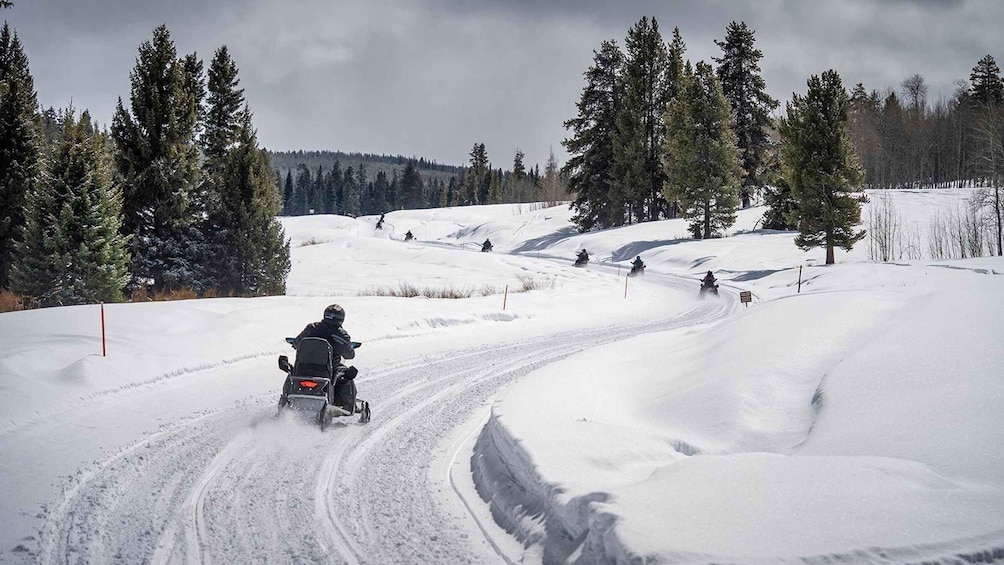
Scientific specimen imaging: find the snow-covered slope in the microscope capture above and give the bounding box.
[1,188,1002,563]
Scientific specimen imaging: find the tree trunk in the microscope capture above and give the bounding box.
[825,231,835,264]
[704,200,711,239]
[996,182,1002,256]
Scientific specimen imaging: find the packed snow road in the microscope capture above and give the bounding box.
[23,283,733,564]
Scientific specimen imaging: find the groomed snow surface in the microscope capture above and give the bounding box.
[1,189,1002,564]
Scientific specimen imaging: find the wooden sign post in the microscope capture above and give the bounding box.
[739,291,752,308]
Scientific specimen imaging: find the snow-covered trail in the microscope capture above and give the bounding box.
[28,282,734,564]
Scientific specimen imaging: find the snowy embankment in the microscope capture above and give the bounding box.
[469,190,1004,562]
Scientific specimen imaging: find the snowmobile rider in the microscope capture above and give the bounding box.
[632,255,645,270]
[375,213,385,230]
[577,249,589,262]
[404,230,414,241]
[701,270,717,287]
[293,304,356,363]
[481,238,493,252]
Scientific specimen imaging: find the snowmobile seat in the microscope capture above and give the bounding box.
[293,337,334,378]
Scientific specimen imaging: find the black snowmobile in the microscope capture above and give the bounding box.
[573,251,589,268]
[277,337,371,430]
[628,262,645,277]
[699,279,720,298]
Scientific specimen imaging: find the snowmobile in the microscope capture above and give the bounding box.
[404,230,414,241]
[573,252,589,268]
[277,337,371,430]
[628,263,645,277]
[481,240,493,252]
[699,279,719,298]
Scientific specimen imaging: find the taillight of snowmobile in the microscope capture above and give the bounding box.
[299,380,318,388]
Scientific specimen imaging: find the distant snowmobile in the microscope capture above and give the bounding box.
[481,239,493,252]
[628,256,645,277]
[277,337,370,430]
[404,230,414,241]
[699,271,719,298]
[574,249,589,267]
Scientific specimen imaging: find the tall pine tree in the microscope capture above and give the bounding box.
[663,61,742,239]
[714,21,778,208]
[563,40,625,231]
[779,70,867,264]
[970,55,1004,105]
[111,25,202,291]
[210,109,290,295]
[12,109,131,306]
[612,17,673,223]
[0,22,40,289]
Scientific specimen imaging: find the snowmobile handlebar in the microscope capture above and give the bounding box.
[285,337,362,349]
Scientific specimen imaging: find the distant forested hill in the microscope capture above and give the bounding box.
[268,150,463,185]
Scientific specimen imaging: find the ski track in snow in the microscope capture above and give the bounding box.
[28,286,732,564]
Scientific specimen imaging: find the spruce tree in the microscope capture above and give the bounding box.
[111,25,202,291]
[282,169,294,215]
[612,17,672,222]
[372,170,389,213]
[779,70,867,264]
[714,21,778,208]
[488,168,502,204]
[466,143,489,205]
[0,22,40,289]
[201,46,243,167]
[294,164,311,215]
[970,54,1004,105]
[210,109,290,295]
[400,159,425,209]
[663,61,742,239]
[563,40,625,230]
[341,166,361,216]
[13,110,130,306]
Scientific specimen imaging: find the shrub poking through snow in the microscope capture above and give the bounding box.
[0,289,25,312]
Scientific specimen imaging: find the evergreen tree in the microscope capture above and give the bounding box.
[563,40,625,231]
[12,109,130,306]
[312,164,325,213]
[400,159,425,209]
[387,170,398,209]
[372,170,389,213]
[663,61,742,239]
[970,54,1004,105]
[208,109,290,295]
[341,166,361,215]
[779,70,867,264]
[111,25,202,291]
[328,160,342,214]
[201,46,243,167]
[714,21,778,208]
[465,143,489,205]
[612,17,672,222]
[294,164,311,215]
[0,22,40,289]
[488,167,502,204]
[282,169,293,215]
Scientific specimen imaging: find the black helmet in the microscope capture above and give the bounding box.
[323,304,345,325]
[636,255,642,260]
[707,270,714,276]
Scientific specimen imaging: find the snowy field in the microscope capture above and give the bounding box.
[1,188,1002,563]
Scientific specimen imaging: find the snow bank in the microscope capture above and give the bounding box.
[474,253,1004,562]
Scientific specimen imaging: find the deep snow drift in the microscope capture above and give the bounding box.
[1,188,1002,564]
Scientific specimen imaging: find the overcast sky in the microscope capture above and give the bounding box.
[8,0,1004,168]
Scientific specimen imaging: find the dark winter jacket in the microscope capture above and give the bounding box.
[294,320,356,363]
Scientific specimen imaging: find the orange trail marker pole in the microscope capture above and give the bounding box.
[101,302,106,357]
[503,285,508,311]
[624,276,628,298]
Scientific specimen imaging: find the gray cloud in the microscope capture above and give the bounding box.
[7,0,1004,168]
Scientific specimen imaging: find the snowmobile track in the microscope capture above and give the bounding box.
[33,290,733,564]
